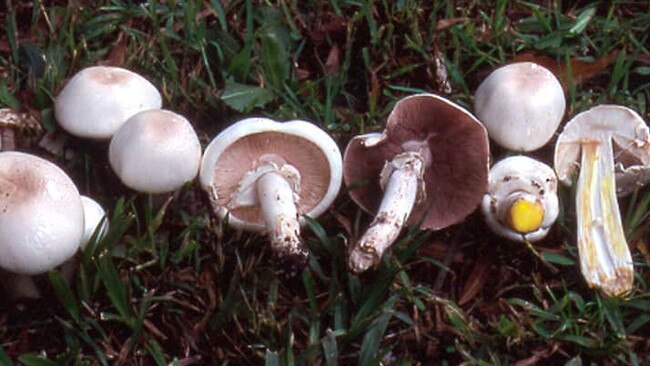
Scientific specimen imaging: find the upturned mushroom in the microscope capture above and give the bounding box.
[0,151,85,298]
[199,117,342,264]
[109,109,202,194]
[474,62,565,151]
[344,94,489,272]
[555,105,650,297]
[482,156,559,242]
[55,66,162,139]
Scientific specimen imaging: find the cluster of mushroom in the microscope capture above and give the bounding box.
[3,61,646,301]
[475,61,650,297]
[0,151,108,298]
[55,66,202,195]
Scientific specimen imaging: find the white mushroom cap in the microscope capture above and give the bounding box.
[0,151,84,275]
[474,62,566,151]
[109,109,202,194]
[481,155,559,242]
[199,117,342,231]
[80,195,109,248]
[55,66,162,139]
[555,104,650,196]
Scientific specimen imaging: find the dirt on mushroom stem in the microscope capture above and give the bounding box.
[349,150,425,272]
[256,170,308,266]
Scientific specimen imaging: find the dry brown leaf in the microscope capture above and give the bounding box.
[458,255,492,305]
[436,17,469,31]
[325,43,340,76]
[511,51,619,91]
[369,69,381,101]
[514,344,558,366]
[637,54,650,65]
[419,240,463,262]
[106,31,128,66]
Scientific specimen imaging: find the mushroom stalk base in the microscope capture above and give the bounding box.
[576,141,634,297]
[349,152,424,273]
[257,171,307,261]
[0,128,15,151]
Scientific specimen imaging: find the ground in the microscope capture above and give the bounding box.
[1,1,650,365]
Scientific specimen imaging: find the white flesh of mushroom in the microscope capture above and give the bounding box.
[348,136,427,272]
[481,156,559,242]
[575,140,633,297]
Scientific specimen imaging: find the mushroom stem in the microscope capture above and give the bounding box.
[0,128,16,151]
[257,171,307,260]
[576,140,634,297]
[0,271,42,299]
[349,152,424,272]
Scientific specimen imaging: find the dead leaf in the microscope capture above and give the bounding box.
[511,50,619,91]
[419,240,463,262]
[514,344,559,366]
[194,266,217,332]
[433,46,452,93]
[106,31,128,66]
[309,15,347,45]
[634,236,650,265]
[436,17,469,31]
[458,255,492,305]
[325,43,340,76]
[330,209,353,239]
[636,54,650,65]
[369,69,381,101]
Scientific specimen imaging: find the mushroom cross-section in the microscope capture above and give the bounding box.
[344,94,489,272]
[199,118,342,263]
[474,62,565,151]
[482,155,559,242]
[0,151,84,275]
[555,105,650,297]
[55,66,162,139]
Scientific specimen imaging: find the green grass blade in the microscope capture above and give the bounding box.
[357,310,393,366]
[48,270,81,323]
[265,350,280,366]
[0,347,13,366]
[16,355,57,366]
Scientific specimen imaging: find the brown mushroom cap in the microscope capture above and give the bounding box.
[344,94,489,230]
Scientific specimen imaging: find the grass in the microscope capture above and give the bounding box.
[1,0,650,364]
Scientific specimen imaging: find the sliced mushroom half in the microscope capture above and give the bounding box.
[555,105,650,297]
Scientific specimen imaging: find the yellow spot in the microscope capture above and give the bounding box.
[507,198,544,233]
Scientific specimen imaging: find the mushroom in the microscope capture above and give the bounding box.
[55,66,162,139]
[199,117,342,263]
[0,108,42,151]
[344,94,489,272]
[80,195,109,245]
[481,155,559,242]
[0,151,84,298]
[554,105,650,297]
[109,109,202,194]
[474,62,565,151]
